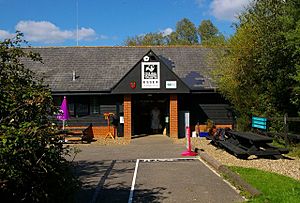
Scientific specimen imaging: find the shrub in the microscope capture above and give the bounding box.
[0,33,80,202]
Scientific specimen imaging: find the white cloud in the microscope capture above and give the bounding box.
[210,0,252,21]
[0,29,15,40]
[161,27,173,37]
[15,20,97,43]
[16,21,72,43]
[77,27,97,41]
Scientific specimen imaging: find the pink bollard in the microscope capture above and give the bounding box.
[181,126,198,156]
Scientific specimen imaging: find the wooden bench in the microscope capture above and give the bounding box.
[218,140,249,159]
[59,124,93,143]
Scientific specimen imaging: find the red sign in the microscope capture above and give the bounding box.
[130,81,136,89]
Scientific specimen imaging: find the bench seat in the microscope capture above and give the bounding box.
[57,124,93,143]
[217,140,248,158]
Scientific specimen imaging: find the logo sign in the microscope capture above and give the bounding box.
[130,81,136,89]
[166,81,177,89]
[141,62,160,89]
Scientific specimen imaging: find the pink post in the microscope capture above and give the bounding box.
[181,126,198,156]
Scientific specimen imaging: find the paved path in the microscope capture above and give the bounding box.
[72,135,244,203]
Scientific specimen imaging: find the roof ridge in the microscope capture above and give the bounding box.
[23,45,222,49]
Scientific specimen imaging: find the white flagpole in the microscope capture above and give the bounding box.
[76,0,79,46]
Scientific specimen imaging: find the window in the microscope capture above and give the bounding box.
[68,103,75,116]
[76,103,89,116]
[90,96,100,114]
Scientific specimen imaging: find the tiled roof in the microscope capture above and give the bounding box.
[23,46,216,92]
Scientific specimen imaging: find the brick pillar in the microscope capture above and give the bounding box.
[169,94,178,139]
[124,95,132,140]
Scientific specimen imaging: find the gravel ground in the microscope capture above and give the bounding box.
[94,137,130,145]
[175,138,300,181]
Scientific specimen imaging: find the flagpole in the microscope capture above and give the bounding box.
[76,0,79,46]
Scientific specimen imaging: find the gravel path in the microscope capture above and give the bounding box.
[176,138,300,180]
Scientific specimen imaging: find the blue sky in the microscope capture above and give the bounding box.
[0,0,251,46]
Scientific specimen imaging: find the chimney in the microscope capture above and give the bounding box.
[72,70,76,81]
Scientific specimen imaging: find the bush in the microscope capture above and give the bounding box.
[236,115,251,131]
[0,33,80,202]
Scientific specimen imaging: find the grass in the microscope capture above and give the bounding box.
[229,166,300,203]
[270,138,300,159]
[287,144,300,158]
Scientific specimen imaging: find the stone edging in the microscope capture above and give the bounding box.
[197,150,261,197]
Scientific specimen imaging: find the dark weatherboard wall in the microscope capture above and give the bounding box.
[112,50,190,94]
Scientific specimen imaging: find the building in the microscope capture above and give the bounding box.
[24,46,233,140]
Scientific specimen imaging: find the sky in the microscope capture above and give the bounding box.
[0,0,251,47]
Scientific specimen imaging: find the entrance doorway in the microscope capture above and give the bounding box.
[132,94,169,136]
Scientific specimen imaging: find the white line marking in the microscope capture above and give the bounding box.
[141,158,198,162]
[128,159,140,203]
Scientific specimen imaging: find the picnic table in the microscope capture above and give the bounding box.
[215,131,289,159]
[228,131,273,143]
[56,123,93,143]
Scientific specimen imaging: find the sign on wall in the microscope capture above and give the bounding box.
[166,81,177,89]
[141,62,160,89]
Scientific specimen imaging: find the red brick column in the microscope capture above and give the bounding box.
[169,94,178,139]
[124,95,132,140]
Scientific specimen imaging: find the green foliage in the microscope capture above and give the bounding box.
[124,32,167,46]
[285,0,300,114]
[170,18,199,45]
[288,144,300,158]
[214,0,300,130]
[124,18,224,46]
[198,20,218,41]
[272,140,300,158]
[230,166,300,202]
[198,19,225,45]
[0,32,80,202]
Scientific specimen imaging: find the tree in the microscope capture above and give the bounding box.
[124,35,143,46]
[214,0,299,130]
[123,18,227,46]
[166,31,179,45]
[198,20,225,45]
[170,18,199,45]
[124,32,167,46]
[285,0,300,113]
[198,20,218,41]
[0,33,79,202]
